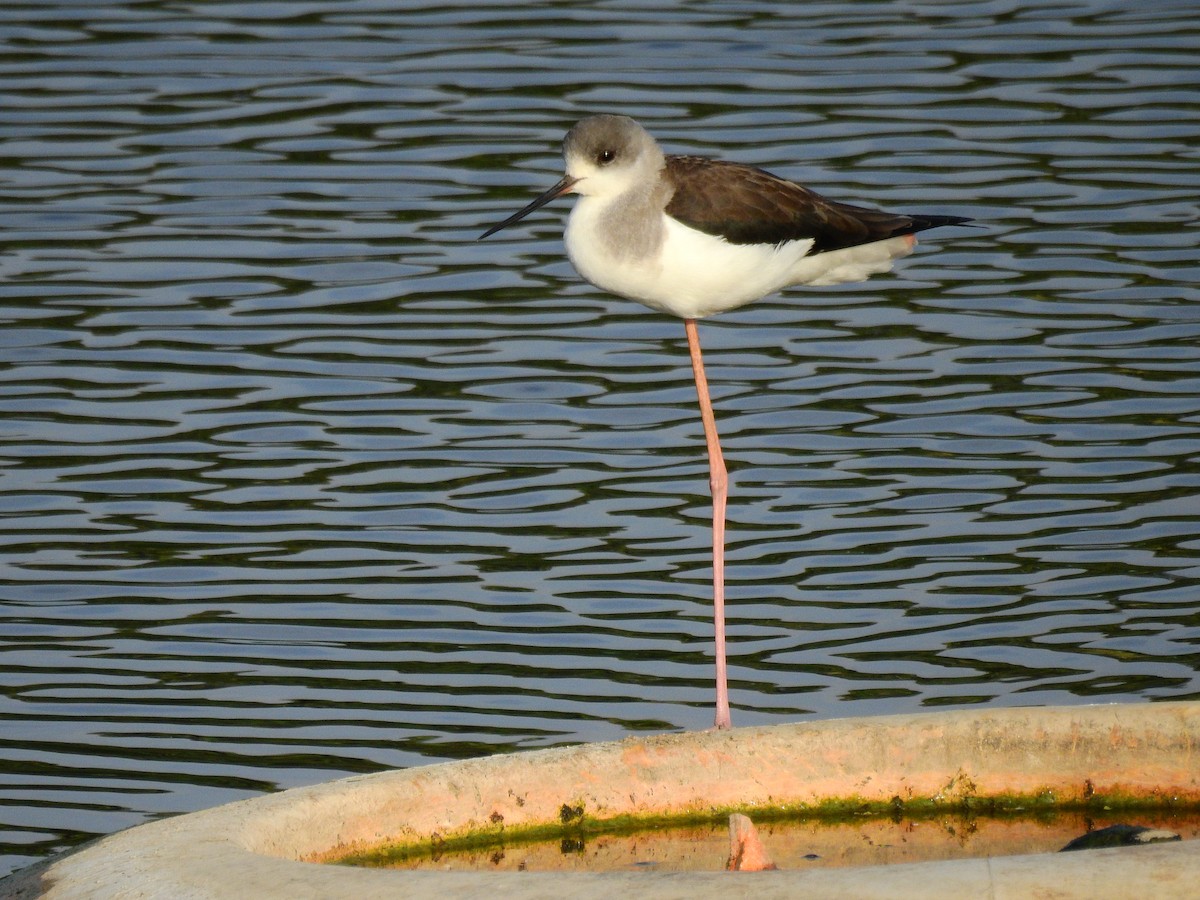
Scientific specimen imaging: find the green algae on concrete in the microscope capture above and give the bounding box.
[334,788,1200,869]
[342,808,1200,873]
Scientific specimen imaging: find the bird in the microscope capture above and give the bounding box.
[479,114,971,731]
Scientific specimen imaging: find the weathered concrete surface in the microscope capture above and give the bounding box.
[4,702,1199,899]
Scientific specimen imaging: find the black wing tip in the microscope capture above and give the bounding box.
[908,214,975,233]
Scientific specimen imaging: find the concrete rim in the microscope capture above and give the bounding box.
[4,701,1200,898]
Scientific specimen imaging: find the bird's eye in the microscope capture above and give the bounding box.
[597,149,615,165]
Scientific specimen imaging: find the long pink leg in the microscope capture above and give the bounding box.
[684,318,731,730]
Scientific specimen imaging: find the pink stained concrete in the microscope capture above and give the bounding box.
[5,702,1200,899]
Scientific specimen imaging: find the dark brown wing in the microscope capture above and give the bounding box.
[664,155,969,253]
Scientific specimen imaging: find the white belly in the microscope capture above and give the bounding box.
[565,200,916,320]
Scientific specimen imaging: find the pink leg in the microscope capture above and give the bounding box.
[684,319,731,730]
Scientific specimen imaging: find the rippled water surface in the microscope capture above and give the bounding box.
[2,0,1199,877]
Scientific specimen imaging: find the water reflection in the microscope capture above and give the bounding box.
[2,0,1199,879]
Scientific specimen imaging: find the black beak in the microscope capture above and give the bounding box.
[478,175,580,240]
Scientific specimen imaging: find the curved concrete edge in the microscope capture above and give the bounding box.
[7,841,1199,900]
[4,701,1199,899]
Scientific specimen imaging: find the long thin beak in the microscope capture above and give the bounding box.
[478,174,579,240]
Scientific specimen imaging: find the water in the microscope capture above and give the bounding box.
[2,0,1198,879]
[347,811,1200,872]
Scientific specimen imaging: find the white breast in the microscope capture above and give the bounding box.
[565,198,917,320]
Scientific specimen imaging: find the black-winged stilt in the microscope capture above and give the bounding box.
[480,114,971,730]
